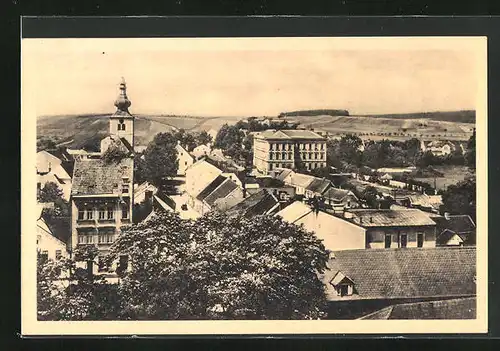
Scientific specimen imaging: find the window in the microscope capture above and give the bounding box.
[107,207,114,220]
[122,206,129,219]
[184,161,188,166]
[107,235,114,244]
[86,209,93,220]
[98,234,106,244]
[122,184,130,194]
[339,284,349,297]
[385,234,392,248]
[400,234,407,248]
[78,235,86,244]
[269,164,273,170]
[282,152,286,160]
[314,152,318,160]
[417,233,424,248]
[98,208,106,220]
[86,235,94,244]
[37,182,41,190]
[41,250,48,262]
[269,153,273,160]
[36,235,41,245]
[78,208,85,220]
[55,250,62,260]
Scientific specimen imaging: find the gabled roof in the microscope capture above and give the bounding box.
[226,189,279,217]
[321,247,476,301]
[324,187,356,202]
[406,194,443,209]
[203,179,239,207]
[347,209,437,227]
[330,271,355,286]
[359,297,476,320]
[273,168,294,182]
[275,201,312,223]
[196,175,227,201]
[436,229,466,245]
[433,215,476,234]
[289,172,316,188]
[185,158,222,176]
[306,178,331,194]
[71,157,133,196]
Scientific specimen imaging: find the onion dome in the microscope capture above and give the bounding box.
[114,77,131,112]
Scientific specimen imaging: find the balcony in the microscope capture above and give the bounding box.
[76,219,96,226]
[97,218,116,224]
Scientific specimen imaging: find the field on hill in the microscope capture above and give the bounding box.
[284,115,474,141]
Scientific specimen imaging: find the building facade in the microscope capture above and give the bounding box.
[253,130,327,175]
[70,79,135,259]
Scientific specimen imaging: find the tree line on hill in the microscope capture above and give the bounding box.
[37,210,330,321]
[278,109,350,117]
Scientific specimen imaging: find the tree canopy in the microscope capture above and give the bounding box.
[108,211,330,320]
[440,178,476,222]
[137,132,179,186]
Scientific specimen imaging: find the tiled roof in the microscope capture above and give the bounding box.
[275,201,312,223]
[359,297,476,320]
[306,178,331,194]
[226,189,279,217]
[433,215,476,234]
[256,129,325,140]
[71,157,133,195]
[436,229,466,245]
[324,187,355,202]
[322,247,476,301]
[289,172,316,188]
[407,194,443,209]
[204,179,239,206]
[196,175,227,201]
[347,209,437,227]
[274,168,294,182]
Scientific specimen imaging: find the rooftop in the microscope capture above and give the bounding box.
[275,201,312,223]
[196,175,227,201]
[324,187,356,201]
[71,157,133,196]
[433,214,476,234]
[322,247,476,301]
[347,209,437,227]
[255,129,325,140]
[226,189,279,217]
[306,178,331,194]
[359,297,476,320]
[203,179,239,207]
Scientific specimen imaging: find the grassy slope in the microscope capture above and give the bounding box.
[37,109,475,149]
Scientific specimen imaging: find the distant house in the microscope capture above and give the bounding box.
[133,181,158,205]
[225,189,281,218]
[323,187,360,209]
[37,205,68,261]
[280,171,316,196]
[400,194,443,214]
[185,159,223,208]
[320,247,476,319]
[425,140,456,156]
[433,213,476,246]
[191,144,211,160]
[36,150,73,201]
[358,297,476,320]
[305,177,332,199]
[193,175,244,214]
[176,143,194,176]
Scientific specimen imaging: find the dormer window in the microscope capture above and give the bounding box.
[330,271,355,297]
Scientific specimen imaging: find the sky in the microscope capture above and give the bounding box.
[22,37,485,117]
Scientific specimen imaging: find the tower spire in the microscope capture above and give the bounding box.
[114,77,131,113]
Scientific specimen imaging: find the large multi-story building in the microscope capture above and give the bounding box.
[253,130,327,175]
[70,79,135,264]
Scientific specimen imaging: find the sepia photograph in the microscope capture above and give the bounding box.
[21,36,487,335]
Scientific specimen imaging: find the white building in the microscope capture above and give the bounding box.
[37,205,68,261]
[176,143,194,176]
[36,150,73,201]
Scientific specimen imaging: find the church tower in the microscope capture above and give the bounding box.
[110,77,134,147]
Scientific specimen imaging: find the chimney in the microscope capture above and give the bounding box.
[444,212,450,220]
[48,162,52,172]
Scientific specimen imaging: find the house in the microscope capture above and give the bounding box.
[185,159,223,208]
[276,201,366,252]
[193,175,244,214]
[176,143,194,176]
[191,144,211,160]
[133,181,158,205]
[323,187,360,209]
[425,140,456,156]
[304,177,332,199]
[358,297,476,320]
[100,134,134,156]
[253,129,327,175]
[37,205,68,261]
[433,213,476,246]
[36,150,73,200]
[280,171,316,196]
[70,79,135,258]
[225,189,281,218]
[342,208,438,249]
[320,247,476,319]
[400,194,443,214]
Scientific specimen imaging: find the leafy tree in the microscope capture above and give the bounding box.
[174,129,197,152]
[38,182,71,243]
[140,132,179,187]
[466,128,476,170]
[195,131,213,146]
[362,186,380,208]
[214,124,245,159]
[37,137,58,152]
[441,178,476,222]
[109,211,330,320]
[102,140,129,164]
